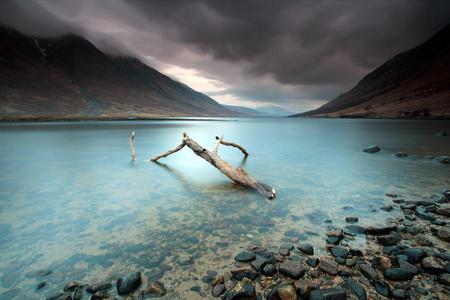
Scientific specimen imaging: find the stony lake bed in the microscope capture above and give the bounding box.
[0,118,449,300]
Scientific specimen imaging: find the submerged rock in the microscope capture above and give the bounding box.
[234,251,255,262]
[330,246,349,258]
[212,284,226,297]
[363,145,381,153]
[231,266,258,281]
[345,217,358,223]
[116,271,141,295]
[377,232,401,246]
[437,228,450,242]
[297,243,314,255]
[36,281,46,290]
[262,264,276,276]
[395,152,408,158]
[435,156,450,164]
[399,248,425,263]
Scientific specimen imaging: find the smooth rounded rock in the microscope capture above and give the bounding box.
[234,251,255,262]
[116,272,141,295]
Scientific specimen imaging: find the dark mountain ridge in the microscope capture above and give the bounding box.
[0,26,237,120]
[294,24,450,118]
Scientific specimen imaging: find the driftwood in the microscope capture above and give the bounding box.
[129,131,136,161]
[151,133,276,199]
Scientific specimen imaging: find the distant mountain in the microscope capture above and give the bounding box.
[225,104,294,117]
[293,24,450,118]
[0,26,239,120]
[255,104,294,116]
[224,105,266,116]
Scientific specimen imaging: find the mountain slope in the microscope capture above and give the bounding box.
[0,26,238,120]
[294,24,450,118]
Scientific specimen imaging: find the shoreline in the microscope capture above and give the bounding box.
[29,189,449,300]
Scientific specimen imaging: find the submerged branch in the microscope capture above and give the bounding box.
[150,132,275,199]
[129,131,136,161]
[150,141,186,162]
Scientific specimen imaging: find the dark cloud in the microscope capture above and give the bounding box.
[1,0,450,112]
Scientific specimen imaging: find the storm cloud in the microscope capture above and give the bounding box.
[1,0,450,112]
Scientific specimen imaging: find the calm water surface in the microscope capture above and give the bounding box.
[0,118,449,299]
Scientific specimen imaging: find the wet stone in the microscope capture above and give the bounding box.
[212,284,226,297]
[358,264,378,281]
[344,225,365,235]
[415,208,436,221]
[64,281,82,292]
[331,246,349,258]
[438,273,450,285]
[377,232,401,246]
[380,205,393,212]
[234,251,255,262]
[421,256,445,274]
[437,228,450,242]
[365,224,397,235]
[307,257,319,267]
[399,248,424,263]
[372,256,391,270]
[384,267,417,281]
[279,260,305,279]
[297,243,314,255]
[345,217,358,223]
[326,236,340,245]
[343,278,367,300]
[400,203,416,210]
[117,271,141,295]
[373,280,391,297]
[224,281,255,300]
[414,287,428,295]
[231,266,258,281]
[267,283,297,300]
[262,264,276,276]
[36,270,52,277]
[392,289,408,299]
[250,256,266,272]
[395,152,408,158]
[310,287,346,300]
[90,291,109,300]
[363,145,381,153]
[318,257,338,275]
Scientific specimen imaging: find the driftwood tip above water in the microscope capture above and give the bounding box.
[150,132,276,199]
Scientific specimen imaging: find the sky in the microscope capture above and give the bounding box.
[1,0,450,113]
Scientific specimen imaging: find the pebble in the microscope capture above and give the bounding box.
[116,271,141,295]
[363,145,381,153]
[330,246,349,258]
[211,284,226,297]
[318,257,338,275]
[310,287,346,300]
[421,256,445,274]
[234,250,255,262]
[279,260,305,279]
[297,243,314,255]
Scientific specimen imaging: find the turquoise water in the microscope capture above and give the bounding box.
[0,118,449,299]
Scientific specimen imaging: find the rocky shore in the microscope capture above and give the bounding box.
[38,189,449,300]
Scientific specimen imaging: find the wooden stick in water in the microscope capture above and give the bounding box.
[151,132,275,199]
[129,131,136,161]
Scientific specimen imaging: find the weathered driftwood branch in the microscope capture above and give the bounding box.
[151,133,276,199]
[129,131,136,161]
[150,141,186,162]
[215,136,249,157]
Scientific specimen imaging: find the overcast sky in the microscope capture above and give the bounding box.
[1,0,450,112]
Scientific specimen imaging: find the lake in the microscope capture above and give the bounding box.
[0,118,449,299]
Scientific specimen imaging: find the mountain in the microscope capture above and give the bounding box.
[293,24,450,118]
[225,104,294,116]
[0,26,238,120]
[224,105,266,116]
[255,104,294,116]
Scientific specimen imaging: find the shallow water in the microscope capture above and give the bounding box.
[0,118,449,299]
